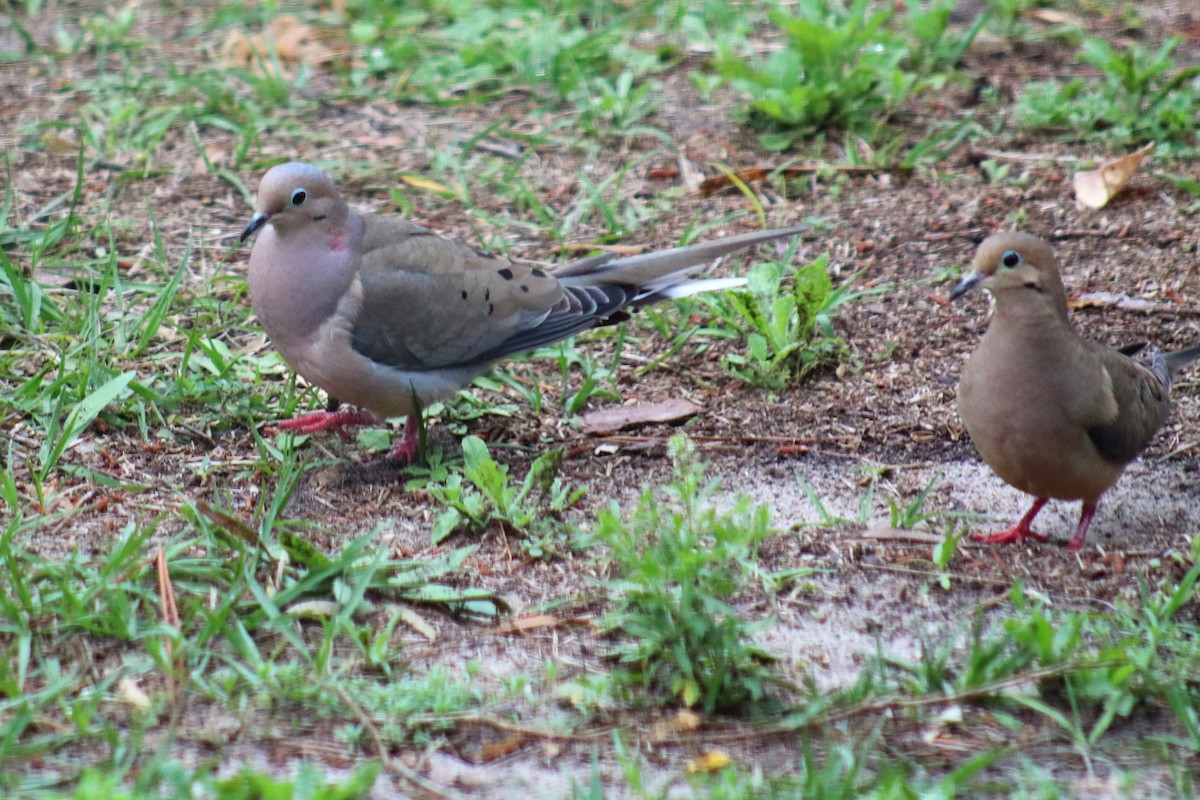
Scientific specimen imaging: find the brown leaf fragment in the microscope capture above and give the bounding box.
[862,527,944,544]
[1073,142,1154,209]
[220,16,336,79]
[559,242,644,256]
[195,500,261,547]
[477,734,527,763]
[650,708,703,741]
[698,164,909,195]
[494,613,564,635]
[581,398,703,434]
[686,750,733,774]
[699,167,769,195]
[1070,291,1158,312]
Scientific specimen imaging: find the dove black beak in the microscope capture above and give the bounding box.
[240,211,271,243]
[949,271,984,301]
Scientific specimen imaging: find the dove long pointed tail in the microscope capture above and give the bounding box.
[555,224,807,288]
[1163,345,1200,380]
[633,276,748,306]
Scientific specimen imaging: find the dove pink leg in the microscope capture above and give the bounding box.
[1065,503,1098,552]
[278,409,421,464]
[387,415,421,464]
[278,409,376,436]
[973,497,1050,546]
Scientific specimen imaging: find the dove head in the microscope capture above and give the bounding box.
[950,232,1068,316]
[241,162,348,243]
[244,162,360,350]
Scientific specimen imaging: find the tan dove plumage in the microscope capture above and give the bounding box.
[952,232,1199,551]
[240,162,805,462]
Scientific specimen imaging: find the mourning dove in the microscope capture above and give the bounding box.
[952,231,1199,551]
[240,162,805,462]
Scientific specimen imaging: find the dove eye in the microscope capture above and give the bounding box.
[1000,250,1022,269]
[998,250,1027,268]
[290,188,307,206]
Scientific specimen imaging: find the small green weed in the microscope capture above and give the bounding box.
[53,761,379,800]
[702,253,874,389]
[882,468,943,530]
[0,505,500,792]
[1016,36,1200,150]
[903,0,987,75]
[572,71,664,138]
[597,435,778,714]
[929,522,967,591]
[341,0,669,104]
[213,762,379,800]
[428,436,586,559]
[551,336,623,415]
[795,467,970,535]
[716,0,980,151]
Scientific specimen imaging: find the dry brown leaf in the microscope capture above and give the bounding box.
[861,527,943,544]
[399,173,464,198]
[220,15,334,79]
[1073,142,1155,209]
[395,604,438,641]
[650,708,702,740]
[1031,9,1085,25]
[685,750,733,774]
[494,613,562,634]
[698,167,770,196]
[195,500,260,547]
[1070,291,1158,312]
[581,398,702,434]
[560,242,644,256]
[478,734,528,763]
[117,677,152,710]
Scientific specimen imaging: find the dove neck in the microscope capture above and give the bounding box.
[987,287,1076,348]
[250,214,362,341]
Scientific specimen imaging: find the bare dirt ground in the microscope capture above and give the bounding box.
[4,1,1200,796]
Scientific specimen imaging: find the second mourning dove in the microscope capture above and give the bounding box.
[240,162,805,462]
[952,232,1199,551]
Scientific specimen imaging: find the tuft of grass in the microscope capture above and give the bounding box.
[715,0,982,151]
[0,500,502,794]
[36,760,380,800]
[795,467,973,534]
[427,435,586,559]
[596,435,778,714]
[6,0,1200,795]
[701,251,880,390]
[339,0,672,105]
[1016,36,1200,151]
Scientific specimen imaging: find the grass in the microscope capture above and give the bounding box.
[715,0,985,151]
[1017,35,1200,151]
[596,436,777,714]
[0,502,502,795]
[570,554,1200,798]
[3,0,1200,796]
[427,435,586,559]
[699,250,885,389]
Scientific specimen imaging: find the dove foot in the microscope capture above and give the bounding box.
[278,409,377,437]
[973,497,1049,546]
[973,525,1050,546]
[386,415,422,465]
